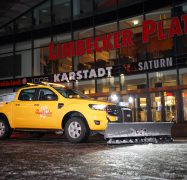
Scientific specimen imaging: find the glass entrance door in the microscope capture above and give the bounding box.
[134,94,147,122]
[164,91,176,122]
[151,92,162,122]
[182,90,187,121]
[122,94,147,122]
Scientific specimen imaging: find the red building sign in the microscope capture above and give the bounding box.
[49,14,187,60]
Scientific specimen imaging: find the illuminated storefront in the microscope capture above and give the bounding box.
[0,0,187,126]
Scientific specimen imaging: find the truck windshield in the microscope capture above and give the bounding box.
[54,87,89,99]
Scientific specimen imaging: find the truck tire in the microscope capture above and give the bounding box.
[0,118,12,139]
[65,117,89,143]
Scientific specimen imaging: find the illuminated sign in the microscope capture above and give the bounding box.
[49,30,132,60]
[0,79,22,87]
[54,67,113,82]
[123,57,175,74]
[0,75,51,88]
[49,14,187,60]
[138,57,173,71]
[28,76,50,84]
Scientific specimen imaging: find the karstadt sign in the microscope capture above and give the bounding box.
[54,67,112,82]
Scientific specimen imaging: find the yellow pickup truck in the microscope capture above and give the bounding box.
[0,82,118,143]
[0,82,173,144]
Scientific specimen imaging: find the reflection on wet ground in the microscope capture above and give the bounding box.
[0,133,187,180]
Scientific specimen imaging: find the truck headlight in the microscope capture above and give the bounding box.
[88,104,107,111]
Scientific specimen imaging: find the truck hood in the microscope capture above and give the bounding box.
[65,98,114,106]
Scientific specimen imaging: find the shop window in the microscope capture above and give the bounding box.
[34,37,50,76]
[15,12,32,31]
[57,55,72,73]
[182,90,187,121]
[74,54,94,71]
[35,34,73,76]
[119,15,143,30]
[75,79,95,94]
[174,2,187,55]
[177,34,187,55]
[73,0,93,19]
[0,44,13,54]
[146,6,171,21]
[97,78,110,93]
[53,33,73,73]
[34,47,50,76]
[164,91,177,122]
[0,28,5,34]
[94,0,117,13]
[179,68,187,85]
[145,7,173,58]
[133,94,147,122]
[73,28,94,71]
[34,37,51,48]
[0,23,13,36]
[15,50,32,78]
[95,22,118,68]
[33,0,51,27]
[52,33,72,73]
[97,77,120,93]
[54,33,71,44]
[35,45,72,76]
[121,74,146,90]
[53,0,71,24]
[151,93,162,122]
[129,26,146,61]
[147,19,173,59]
[112,94,147,122]
[0,53,19,80]
[74,28,93,40]
[34,37,52,76]
[121,95,135,121]
[96,22,117,36]
[16,41,31,51]
[119,15,145,63]
[118,0,142,8]
[149,70,177,88]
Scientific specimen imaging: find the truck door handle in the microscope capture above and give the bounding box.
[34,104,39,106]
[58,103,64,109]
[16,104,20,106]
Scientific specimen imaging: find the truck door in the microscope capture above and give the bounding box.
[13,88,38,128]
[13,88,59,129]
[33,88,59,129]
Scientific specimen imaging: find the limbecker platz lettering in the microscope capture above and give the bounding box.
[49,29,133,60]
[49,14,187,60]
[142,14,187,43]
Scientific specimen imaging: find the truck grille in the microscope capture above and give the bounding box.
[106,105,119,116]
[107,105,132,122]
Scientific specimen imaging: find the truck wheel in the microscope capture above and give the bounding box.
[65,117,89,143]
[0,118,12,139]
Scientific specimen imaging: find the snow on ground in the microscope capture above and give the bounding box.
[0,139,187,180]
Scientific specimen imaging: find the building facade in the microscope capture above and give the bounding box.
[0,0,187,127]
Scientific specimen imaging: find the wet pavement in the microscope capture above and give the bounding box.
[0,134,187,180]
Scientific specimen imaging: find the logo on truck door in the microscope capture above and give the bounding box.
[35,106,52,118]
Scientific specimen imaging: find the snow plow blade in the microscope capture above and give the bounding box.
[104,122,174,144]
